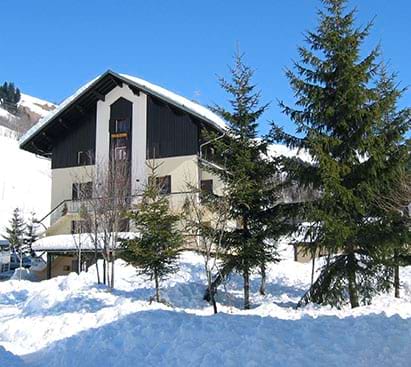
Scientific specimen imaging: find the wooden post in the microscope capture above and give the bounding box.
[46,252,52,279]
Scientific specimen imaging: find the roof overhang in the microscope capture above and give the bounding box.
[19,70,226,157]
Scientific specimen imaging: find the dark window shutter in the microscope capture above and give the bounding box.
[72,183,79,200]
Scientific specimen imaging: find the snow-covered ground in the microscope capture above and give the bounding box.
[0,245,410,366]
[0,128,51,232]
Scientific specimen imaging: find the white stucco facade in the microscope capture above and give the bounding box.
[95,84,147,194]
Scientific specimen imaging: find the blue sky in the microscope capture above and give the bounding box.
[2,0,410,135]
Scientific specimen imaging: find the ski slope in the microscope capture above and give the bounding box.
[0,245,410,366]
[0,127,51,232]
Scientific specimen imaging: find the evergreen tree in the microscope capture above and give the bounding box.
[206,52,294,309]
[3,208,26,255]
[271,0,410,308]
[372,67,411,298]
[24,212,38,256]
[0,81,21,109]
[122,163,182,303]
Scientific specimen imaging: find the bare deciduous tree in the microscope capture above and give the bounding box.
[183,183,230,314]
[74,154,132,289]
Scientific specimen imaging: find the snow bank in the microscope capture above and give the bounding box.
[0,249,410,366]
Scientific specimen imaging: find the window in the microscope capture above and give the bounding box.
[115,119,130,133]
[114,146,128,161]
[149,175,171,195]
[118,218,129,232]
[72,182,93,201]
[63,265,70,271]
[77,151,93,166]
[200,179,213,194]
[71,220,86,234]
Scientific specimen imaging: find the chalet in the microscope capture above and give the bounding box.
[19,70,226,279]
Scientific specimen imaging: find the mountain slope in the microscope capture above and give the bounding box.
[0,93,56,136]
[0,127,51,233]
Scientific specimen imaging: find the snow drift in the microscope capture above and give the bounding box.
[0,246,410,366]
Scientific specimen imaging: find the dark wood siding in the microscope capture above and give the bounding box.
[51,106,96,169]
[147,95,199,159]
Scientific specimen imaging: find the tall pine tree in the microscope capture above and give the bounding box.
[271,0,410,308]
[206,52,294,309]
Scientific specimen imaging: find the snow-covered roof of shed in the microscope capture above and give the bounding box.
[32,232,135,252]
[19,71,226,147]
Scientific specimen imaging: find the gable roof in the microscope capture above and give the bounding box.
[19,70,226,156]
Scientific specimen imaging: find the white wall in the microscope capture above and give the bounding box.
[51,165,95,209]
[95,85,147,194]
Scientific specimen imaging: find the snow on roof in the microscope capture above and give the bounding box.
[32,232,135,252]
[119,73,227,131]
[19,75,100,147]
[19,71,227,148]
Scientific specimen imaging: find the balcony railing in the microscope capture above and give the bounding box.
[40,191,197,228]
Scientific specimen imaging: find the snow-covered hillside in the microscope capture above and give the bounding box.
[0,246,410,367]
[0,127,50,232]
[18,93,55,120]
[0,93,55,135]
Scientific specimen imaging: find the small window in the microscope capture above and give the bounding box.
[72,182,93,201]
[118,218,129,232]
[200,179,213,194]
[71,220,86,234]
[149,175,171,195]
[77,151,93,166]
[63,265,70,271]
[157,176,171,195]
[114,146,128,161]
[115,119,129,133]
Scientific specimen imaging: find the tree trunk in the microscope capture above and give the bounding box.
[154,270,160,302]
[394,249,400,298]
[103,258,106,285]
[110,251,115,290]
[347,253,359,308]
[206,270,218,314]
[243,268,250,310]
[259,262,266,296]
[311,250,316,286]
[94,249,101,284]
[203,259,235,302]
